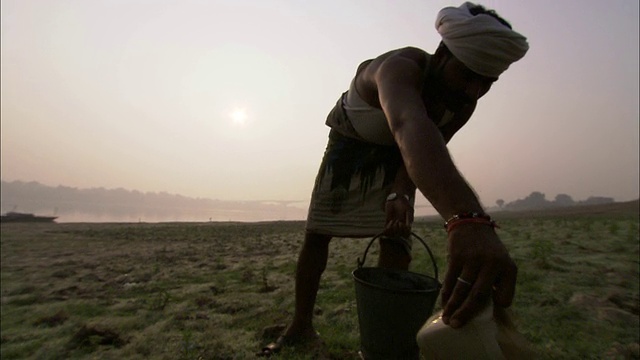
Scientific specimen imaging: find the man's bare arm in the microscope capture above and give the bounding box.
[374,55,483,218]
[371,53,516,329]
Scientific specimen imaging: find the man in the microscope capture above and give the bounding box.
[258,2,529,356]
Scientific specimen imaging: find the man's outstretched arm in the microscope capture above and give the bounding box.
[374,54,517,328]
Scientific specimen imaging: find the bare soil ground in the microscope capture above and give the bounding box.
[1,201,638,359]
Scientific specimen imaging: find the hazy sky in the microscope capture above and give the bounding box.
[2,0,639,215]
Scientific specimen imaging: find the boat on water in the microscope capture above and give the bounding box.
[0,212,58,223]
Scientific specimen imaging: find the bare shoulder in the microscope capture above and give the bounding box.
[356,47,428,106]
[377,47,427,63]
[361,47,427,75]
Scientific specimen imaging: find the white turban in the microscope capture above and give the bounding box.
[435,2,529,78]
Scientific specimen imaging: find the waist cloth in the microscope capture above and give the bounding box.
[306,94,416,238]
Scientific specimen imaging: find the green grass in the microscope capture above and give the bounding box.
[1,211,638,359]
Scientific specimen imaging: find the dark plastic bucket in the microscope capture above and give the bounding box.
[352,233,441,360]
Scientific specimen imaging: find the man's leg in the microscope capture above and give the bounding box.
[283,231,332,338]
[378,237,412,270]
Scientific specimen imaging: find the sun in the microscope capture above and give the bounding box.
[230,108,248,125]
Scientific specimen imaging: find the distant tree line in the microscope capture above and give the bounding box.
[494,191,614,212]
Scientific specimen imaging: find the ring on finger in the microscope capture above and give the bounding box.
[457,277,473,286]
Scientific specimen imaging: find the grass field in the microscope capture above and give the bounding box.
[1,201,638,359]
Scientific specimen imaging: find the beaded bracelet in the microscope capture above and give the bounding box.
[444,212,499,233]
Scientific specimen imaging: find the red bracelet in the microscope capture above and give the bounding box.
[444,212,499,233]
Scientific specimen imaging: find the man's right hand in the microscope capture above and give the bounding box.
[439,224,517,328]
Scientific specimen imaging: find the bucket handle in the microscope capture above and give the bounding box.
[356,232,439,282]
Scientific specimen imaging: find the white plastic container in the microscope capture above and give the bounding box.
[416,303,506,360]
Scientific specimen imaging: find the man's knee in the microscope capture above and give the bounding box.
[297,232,332,274]
[304,231,332,247]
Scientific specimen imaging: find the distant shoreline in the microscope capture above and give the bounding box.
[3,199,635,226]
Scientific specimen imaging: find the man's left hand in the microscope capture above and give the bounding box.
[383,195,414,238]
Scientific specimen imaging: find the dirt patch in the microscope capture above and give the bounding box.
[570,292,639,326]
[33,310,69,327]
[605,342,640,359]
[607,292,640,315]
[66,324,128,351]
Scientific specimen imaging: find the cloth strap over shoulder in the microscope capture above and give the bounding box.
[324,93,367,141]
